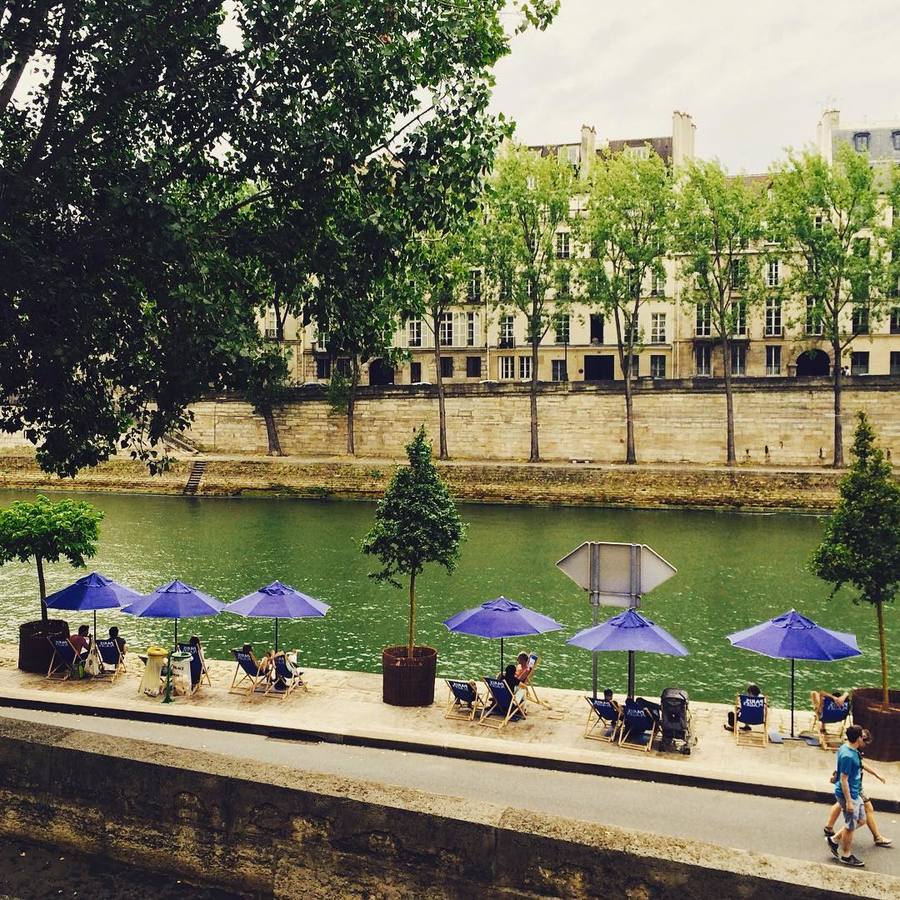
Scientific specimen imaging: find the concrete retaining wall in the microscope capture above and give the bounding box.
[0,718,888,899]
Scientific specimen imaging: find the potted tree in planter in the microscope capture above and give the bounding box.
[811,412,900,761]
[362,426,465,706]
[0,495,104,673]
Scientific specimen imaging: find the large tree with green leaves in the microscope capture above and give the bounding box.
[0,0,559,476]
[768,144,889,467]
[362,426,464,657]
[0,495,103,625]
[811,412,899,707]
[481,143,575,462]
[580,149,672,465]
[672,161,765,466]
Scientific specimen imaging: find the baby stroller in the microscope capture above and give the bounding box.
[660,687,695,755]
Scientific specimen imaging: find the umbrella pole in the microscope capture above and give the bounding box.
[627,650,635,699]
[500,637,504,672]
[93,609,97,639]
[790,658,795,738]
[275,618,279,653]
[174,618,178,650]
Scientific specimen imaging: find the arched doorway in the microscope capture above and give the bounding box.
[795,349,830,377]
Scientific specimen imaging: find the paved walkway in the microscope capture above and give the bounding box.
[1,645,897,807]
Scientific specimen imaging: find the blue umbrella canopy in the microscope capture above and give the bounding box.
[45,571,143,635]
[443,596,563,669]
[727,608,860,736]
[567,608,689,656]
[122,580,224,646]
[225,581,330,650]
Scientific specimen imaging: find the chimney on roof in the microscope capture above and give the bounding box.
[672,110,696,168]
[817,109,840,164]
[580,124,596,179]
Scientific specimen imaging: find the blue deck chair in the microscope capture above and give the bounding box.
[445,679,486,721]
[95,639,126,682]
[734,693,768,747]
[229,648,271,695]
[177,642,212,688]
[584,696,621,743]
[46,637,81,680]
[618,699,657,752]
[813,694,851,750]
[518,653,548,707]
[478,677,527,730]
[265,652,305,699]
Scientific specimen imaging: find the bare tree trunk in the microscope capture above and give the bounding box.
[876,600,889,708]
[623,370,636,464]
[36,555,47,625]
[832,339,844,467]
[722,337,736,466]
[262,405,283,456]
[346,363,359,456]
[529,335,540,462]
[433,337,448,459]
[407,571,416,658]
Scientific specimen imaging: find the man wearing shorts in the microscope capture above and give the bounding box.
[828,725,867,867]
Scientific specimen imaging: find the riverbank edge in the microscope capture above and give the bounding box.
[0,453,851,510]
[0,716,889,899]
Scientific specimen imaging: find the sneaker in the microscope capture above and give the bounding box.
[838,854,865,868]
[826,836,839,857]
[874,837,893,848]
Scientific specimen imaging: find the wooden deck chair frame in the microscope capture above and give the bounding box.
[478,678,527,730]
[584,696,622,743]
[264,651,305,699]
[813,695,851,751]
[734,693,768,747]
[46,637,80,680]
[95,639,127,683]
[229,649,271,695]
[618,705,657,753]
[445,679,485,721]
[178,642,212,687]
[519,653,549,708]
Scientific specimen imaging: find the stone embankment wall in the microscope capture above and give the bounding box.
[0,719,886,899]
[185,377,900,466]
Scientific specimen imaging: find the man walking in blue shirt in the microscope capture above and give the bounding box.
[828,724,867,867]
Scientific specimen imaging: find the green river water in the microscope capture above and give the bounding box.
[0,488,893,708]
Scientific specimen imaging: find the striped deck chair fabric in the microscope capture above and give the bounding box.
[445,679,485,721]
[584,696,621,742]
[734,693,768,747]
[95,639,126,682]
[478,677,527,730]
[618,699,657,752]
[229,648,271,695]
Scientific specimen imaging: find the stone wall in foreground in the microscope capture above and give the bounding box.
[184,377,900,466]
[0,719,887,899]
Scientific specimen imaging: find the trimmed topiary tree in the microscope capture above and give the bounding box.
[811,412,899,707]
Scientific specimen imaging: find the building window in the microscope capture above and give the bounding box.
[695,345,711,376]
[814,214,823,230]
[466,312,476,346]
[732,301,747,336]
[890,351,900,375]
[893,131,900,152]
[731,344,746,376]
[527,278,538,300]
[853,132,870,153]
[555,232,570,259]
[589,314,604,344]
[499,273,512,302]
[765,296,782,336]
[556,268,571,298]
[628,269,641,299]
[440,356,454,378]
[499,356,515,379]
[650,354,666,379]
[499,315,515,347]
[623,313,638,345]
[852,304,869,335]
[466,356,481,378]
[410,361,422,383]
[468,269,482,303]
[316,357,331,380]
[806,298,823,335]
[850,351,869,375]
[730,258,745,289]
[265,308,277,339]
[551,359,568,382]
[765,345,781,376]
[626,354,639,377]
[650,313,666,344]
[891,307,900,335]
[519,356,532,380]
[407,318,422,347]
[335,357,352,378]
[767,260,780,287]
[439,312,453,346]
[553,313,570,344]
[696,303,711,337]
[650,272,665,296]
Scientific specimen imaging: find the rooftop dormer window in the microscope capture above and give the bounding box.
[853,132,870,153]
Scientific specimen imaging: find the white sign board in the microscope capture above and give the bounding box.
[556,541,676,607]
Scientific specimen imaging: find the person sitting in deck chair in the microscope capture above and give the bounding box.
[108,626,126,654]
[515,652,533,681]
[725,682,762,732]
[69,624,91,661]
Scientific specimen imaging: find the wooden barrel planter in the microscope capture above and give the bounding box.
[852,688,900,762]
[382,645,437,707]
[18,619,70,674]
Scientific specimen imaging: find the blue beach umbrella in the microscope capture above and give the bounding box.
[44,571,143,637]
[122,579,224,647]
[567,608,689,698]
[443,596,563,670]
[224,580,330,651]
[727,608,861,737]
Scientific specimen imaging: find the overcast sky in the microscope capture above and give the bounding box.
[490,0,899,173]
